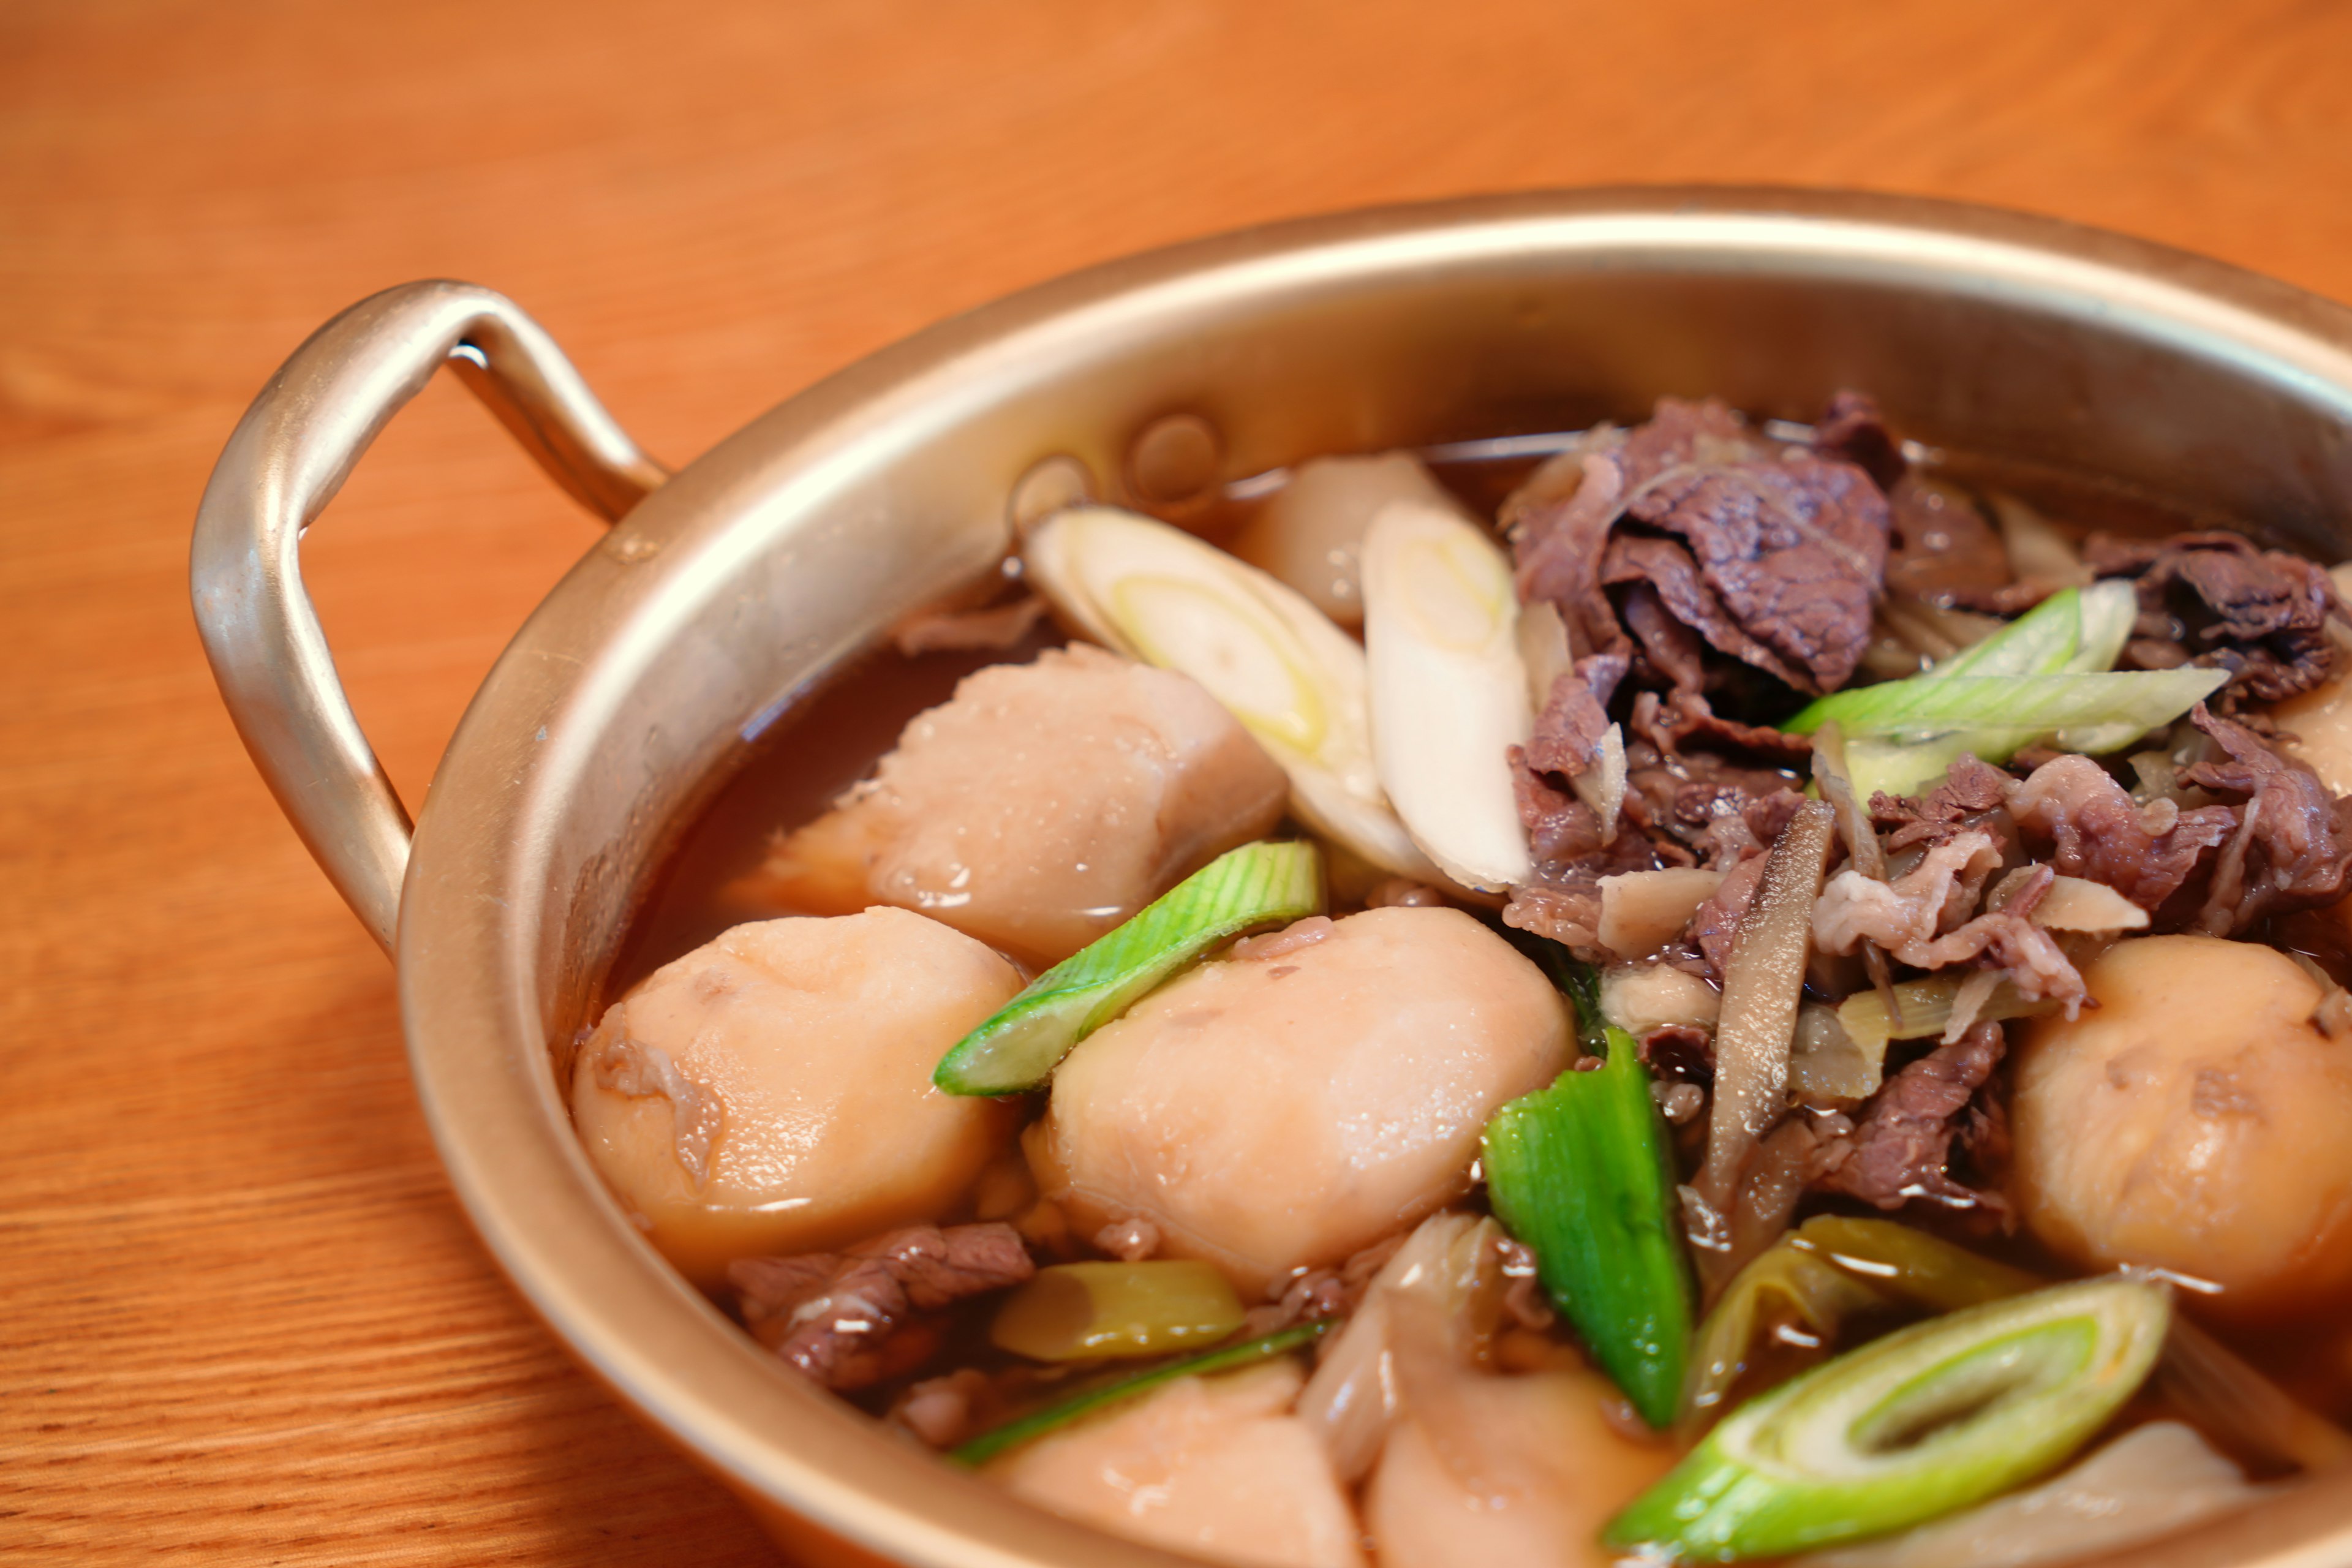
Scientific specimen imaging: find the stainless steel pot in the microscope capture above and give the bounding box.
[190,188,2352,1568]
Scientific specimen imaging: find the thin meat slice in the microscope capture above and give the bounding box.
[1617,398,1891,694]
[1512,447,1632,660]
[2180,705,2352,933]
[1810,1022,2008,1214]
[1872,753,2014,853]
[731,1223,1035,1390]
[2089,530,2347,703]
[2005,753,2239,913]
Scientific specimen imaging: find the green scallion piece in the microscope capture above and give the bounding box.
[932,839,1324,1095]
[1607,1276,2172,1561]
[1784,669,2226,744]
[1482,1025,1694,1429]
[1923,585,2085,681]
[949,1319,1333,1467]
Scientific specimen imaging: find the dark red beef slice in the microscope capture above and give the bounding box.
[1809,1021,2008,1214]
[1615,398,1891,695]
[2180,704,2352,933]
[729,1223,1035,1391]
[2090,530,2345,703]
[1812,390,1906,491]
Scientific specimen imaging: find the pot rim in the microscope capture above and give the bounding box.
[394,186,2352,1568]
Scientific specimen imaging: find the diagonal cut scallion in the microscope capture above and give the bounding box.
[1606,1277,2171,1562]
[1483,1022,1695,1429]
[1023,505,1437,878]
[932,839,1323,1095]
[1785,581,2207,798]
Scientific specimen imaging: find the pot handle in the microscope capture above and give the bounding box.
[190,281,668,954]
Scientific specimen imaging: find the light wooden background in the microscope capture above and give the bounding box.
[9,1,2352,1560]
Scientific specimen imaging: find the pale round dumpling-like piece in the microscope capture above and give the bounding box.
[750,644,1289,967]
[1029,906,1571,1292]
[2013,935,2352,1321]
[571,907,1020,1288]
[1366,1366,1673,1568]
[986,1359,1364,1568]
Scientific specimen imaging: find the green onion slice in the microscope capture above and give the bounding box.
[1784,669,2226,744]
[1483,1025,1695,1428]
[949,1319,1333,1467]
[1610,1277,2172,1561]
[933,839,1324,1095]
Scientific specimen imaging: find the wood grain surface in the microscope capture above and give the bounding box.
[10,1,2352,1560]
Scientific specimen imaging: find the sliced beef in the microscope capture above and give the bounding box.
[1524,655,1626,780]
[731,1223,1035,1390]
[1688,850,1769,979]
[1502,754,1664,960]
[1510,394,1894,696]
[2180,705,2352,933]
[1812,830,2086,1011]
[1629,688,1816,768]
[1810,1021,2009,1214]
[1639,1023,1716,1086]
[2005,753,2239,913]
[2089,530,2346,704]
[1616,398,1891,693]
[1883,475,2013,604]
[1812,390,1906,491]
[1512,447,1632,660]
[1870,753,2014,851]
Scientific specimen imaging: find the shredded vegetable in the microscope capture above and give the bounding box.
[933,840,1322,1094]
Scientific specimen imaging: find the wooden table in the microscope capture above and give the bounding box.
[9,1,2352,1559]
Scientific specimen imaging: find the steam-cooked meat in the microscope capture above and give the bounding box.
[1627,688,1815,767]
[1613,398,1891,693]
[1811,1021,2008,1213]
[1510,395,1893,694]
[1504,757,1663,959]
[1883,474,2015,603]
[1812,389,1906,491]
[1687,850,1768,979]
[2088,530,2346,703]
[731,1223,1035,1390]
[2005,753,2239,913]
[1872,753,2015,852]
[1813,831,2004,956]
[1512,450,1630,660]
[1525,661,1623,780]
[1639,1023,1716,1086]
[2180,705,2352,933]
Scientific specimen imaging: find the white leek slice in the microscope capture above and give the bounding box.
[1023,506,1436,878]
[1360,499,1536,891]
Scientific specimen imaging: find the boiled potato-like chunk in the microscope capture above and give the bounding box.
[753,645,1287,967]
[571,908,1020,1287]
[2273,674,2352,796]
[987,1359,1364,1568]
[2013,935,2352,1320]
[1030,907,1570,1291]
[1366,1367,1673,1568]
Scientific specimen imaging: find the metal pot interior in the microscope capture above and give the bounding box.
[394,188,2352,1568]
